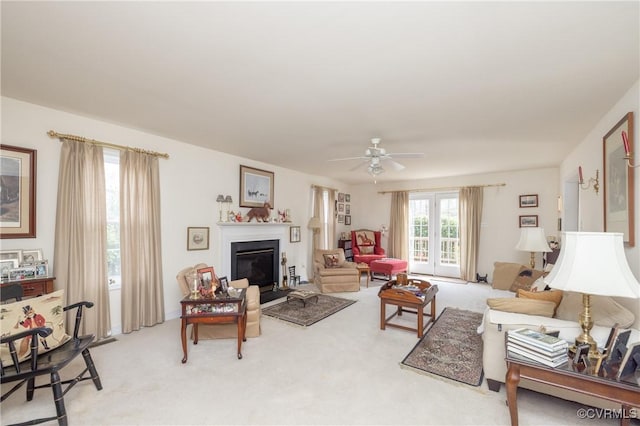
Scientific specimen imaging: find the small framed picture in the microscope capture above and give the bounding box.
[338,192,345,202]
[345,215,351,225]
[338,214,344,223]
[519,194,538,208]
[21,249,43,264]
[289,226,301,243]
[0,259,18,279]
[197,266,216,287]
[573,344,590,365]
[519,215,538,227]
[345,204,350,215]
[617,342,640,381]
[218,276,229,293]
[187,227,209,250]
[35,260,48,277]
[345,194,351,202]
[338,203,344,212]
[0,250,23,264]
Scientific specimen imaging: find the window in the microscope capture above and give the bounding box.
[104,149,121,289]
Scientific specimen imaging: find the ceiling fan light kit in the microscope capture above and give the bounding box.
[329,138,425,180]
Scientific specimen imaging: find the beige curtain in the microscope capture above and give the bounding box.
[312,186,336,250]
[54,140,111,339]
[459,186,484,282]
[388,191,409,260]
[120,150,164,333]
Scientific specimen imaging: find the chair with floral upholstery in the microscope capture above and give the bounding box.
[351,229,386,266]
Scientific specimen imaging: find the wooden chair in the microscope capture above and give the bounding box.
[0,286,103,426]
[288,266,301,287]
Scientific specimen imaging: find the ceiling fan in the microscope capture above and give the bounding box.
[328,138,424,176]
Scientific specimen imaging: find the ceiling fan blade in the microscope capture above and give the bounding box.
[327,156,368,162]
[384,159,406,171]
[349,160,370,171]
[386,152,425,159]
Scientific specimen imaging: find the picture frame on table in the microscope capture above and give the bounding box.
[196,266,216,287]
[35,260,48,277]
[239,165,274,208]
[0,249,23,264]
[289,226,301,243]
[21,248,43,264]
[187,227,209,251]
[218,276,229,293]
[0,259,18,280]
[603,112,635,247]
[616,342,640,381]
[0,145,37,239]
[519,194,538,208]
[519,215,538,228]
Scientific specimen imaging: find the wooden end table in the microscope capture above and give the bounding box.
[356,263,371,288]
[506,351,640,426]
[378,279,438,338]
[180,289,247,363]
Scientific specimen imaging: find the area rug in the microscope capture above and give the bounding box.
[262,294,356,327]
[401,307,484,386]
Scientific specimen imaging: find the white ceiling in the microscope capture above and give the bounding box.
[2,1,639,184]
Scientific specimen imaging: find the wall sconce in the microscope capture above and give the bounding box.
[622,130,640,168]
[216,194,225,222]
[578,166,599,194]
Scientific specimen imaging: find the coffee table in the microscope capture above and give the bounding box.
[287,290,319,307]
[378,279,438,338]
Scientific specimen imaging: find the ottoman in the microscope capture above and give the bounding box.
[370,258,408,280]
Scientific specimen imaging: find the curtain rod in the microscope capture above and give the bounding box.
[47,130,170,159]
[311,184,338,193]
[378,182,506,194]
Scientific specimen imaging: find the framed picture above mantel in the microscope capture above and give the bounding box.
[0,145,37,239]
[239,165,274,208]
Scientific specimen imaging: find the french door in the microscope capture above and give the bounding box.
[408,192,460,278]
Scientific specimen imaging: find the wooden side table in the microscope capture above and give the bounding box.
[506,352,640,426]
[180,289,247,363]
[378,279,438,338]
[0,276,55,298]
[356,263,370,287]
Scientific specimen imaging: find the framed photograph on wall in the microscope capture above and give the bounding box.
[519,194,538,208]
[345,194,351,202]
[0,145,37,239]
[345,215,351,225]
[239,165,274,208]
[290,226,301,243]
[338,214,344,223]
[187,227,209,251]
[338,193,345,202]
[338,203,344,212]
[519,215,538,228]
[603,112,634,246]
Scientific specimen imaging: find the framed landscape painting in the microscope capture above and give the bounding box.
[0,145,37,238]
[240,165,274,208]
[603,112,634,246]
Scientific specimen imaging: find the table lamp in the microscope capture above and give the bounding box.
[216,194,225,222]
[308,217,321,233]
[544,232,640,357]
[515,227,551,269]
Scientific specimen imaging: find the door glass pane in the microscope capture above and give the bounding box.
[439,197,459,266]
[409,199,429,263]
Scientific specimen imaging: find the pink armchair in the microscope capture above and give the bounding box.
[351,229,386,265]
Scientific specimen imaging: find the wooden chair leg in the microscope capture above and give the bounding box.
[82,349,103,390]
[51,371,68,426]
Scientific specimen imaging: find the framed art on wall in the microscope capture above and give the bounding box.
[187,227,209,250]
[240,165,274,208]
[0,145,37,239]
[519,194,538,208]
[519,215,538,228]
[603,112,634,246]
[290,226,301,243]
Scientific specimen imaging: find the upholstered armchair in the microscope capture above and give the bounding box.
[312,249,360,293]
[351,229,386,265]
[176,264,261,338]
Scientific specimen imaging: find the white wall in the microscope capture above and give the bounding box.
[1,96,344,333]
[347,167,560,281]
[559,79,640,321]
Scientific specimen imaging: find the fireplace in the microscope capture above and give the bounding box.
[230,239,279,290]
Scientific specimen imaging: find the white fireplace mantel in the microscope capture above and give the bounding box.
[217,222,293,278]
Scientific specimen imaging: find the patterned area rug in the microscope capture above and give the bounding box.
[401,307,484,386]
[262,294,356,327]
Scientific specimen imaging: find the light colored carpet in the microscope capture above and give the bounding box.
[1,279,613,425]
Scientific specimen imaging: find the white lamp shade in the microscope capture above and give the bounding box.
[544,232,640,299]
[515,227,551,253]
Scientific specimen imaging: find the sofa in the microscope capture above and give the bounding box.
[176,263,261,338]
[351,229,385,265]
[312,248,360,293]
[482,262,639,409]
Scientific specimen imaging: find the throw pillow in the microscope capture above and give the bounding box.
[509,267,545,292]
[529,276,546,292]
[486,297,556,318]
[360,246,374,255]
[491,262,524,291]
[323,254,340,268]
[0,289,70,367]
[517,289,564,314]
[555,293,635,328]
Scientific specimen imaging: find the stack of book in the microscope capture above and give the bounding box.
[507,328,569,367]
